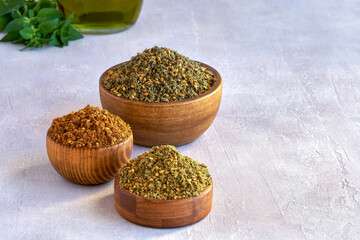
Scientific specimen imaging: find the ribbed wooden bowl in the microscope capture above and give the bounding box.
[114,176,213,228]
[99,61,222,147]
[46,132,133,185]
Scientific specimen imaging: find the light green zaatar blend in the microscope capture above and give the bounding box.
[117,145,212,200]
[103,46,216,102]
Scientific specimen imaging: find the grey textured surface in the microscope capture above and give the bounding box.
[1,0,360,239]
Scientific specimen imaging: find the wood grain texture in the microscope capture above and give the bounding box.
[99,62,222,147]
[114,176,213,228]
[2,0,360,239]
[46,133,133,185]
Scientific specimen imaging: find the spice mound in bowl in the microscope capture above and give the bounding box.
[48,104,131,148]
[118,145,212,200]
[46,105,133,185]
[114,145,213,228]
[103,46,216,103]
[99,46,223,147]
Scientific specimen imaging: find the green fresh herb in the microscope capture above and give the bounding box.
[103,46,216,103]
[118,145,212,200]
[0,0,83,50]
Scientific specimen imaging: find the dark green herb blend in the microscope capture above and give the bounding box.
[117,145,212,200]
[103,46,216,102]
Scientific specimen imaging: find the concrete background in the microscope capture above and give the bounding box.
[1,0,360,239]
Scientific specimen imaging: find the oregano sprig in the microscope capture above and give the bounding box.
[0,0,83,50]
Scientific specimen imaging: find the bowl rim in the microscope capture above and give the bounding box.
[99,61,222,106]
[46,130,133,151]
[114,176,213,203]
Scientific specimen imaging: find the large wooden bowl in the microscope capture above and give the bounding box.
[114,176,213,228]
[46,132,133,185]
[99,62,222,147]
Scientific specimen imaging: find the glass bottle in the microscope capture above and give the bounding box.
[58,0,143,34]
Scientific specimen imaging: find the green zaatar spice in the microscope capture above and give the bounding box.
[48,105,131,148]
[118,145,212,200]
[103,46,216,102]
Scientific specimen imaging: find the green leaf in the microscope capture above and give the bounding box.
[22,38,42,50]
[37,8,63,20]
[19,27,35,39]
[24,1,38,11]
[0,0,8,14]
[60,28,69,37]
[39,37,51,44]
[1,0,83,49]
[68,26,83,41]
[4,18,26,32]
[28,9,34,18]
[48,38,60,46]
[34,0,57,10]
[60,36,68,46]
[35,31,42,38]
[48,35,60,46]
[0,31,21,41]
[0,13,11,31]
[0,0,24,16]
[22,4,28,17]
[7,0,25,9]
[10,11,21,19]
[48,29,62,46]
[38,18,58,34]
[31,0,41,13]
[60,12,73,29]
[30,17,38,25]
[13,36,25,43]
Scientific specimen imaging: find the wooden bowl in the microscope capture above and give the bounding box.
[99,62,222,147]
[114,176,213,228]
[46,132,133,185]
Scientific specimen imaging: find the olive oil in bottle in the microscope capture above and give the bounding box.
[58,0,143,34]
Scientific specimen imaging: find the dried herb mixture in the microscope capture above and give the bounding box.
[48,105,131,148]
[103,46,216,102]
[117,145,212,200]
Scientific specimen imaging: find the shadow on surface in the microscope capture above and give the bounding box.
[95,193,184,238]
[11,156,113,208]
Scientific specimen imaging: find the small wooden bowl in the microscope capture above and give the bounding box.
[46,132,133,185]
[114,176,213,228]
[99,62,222,147]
